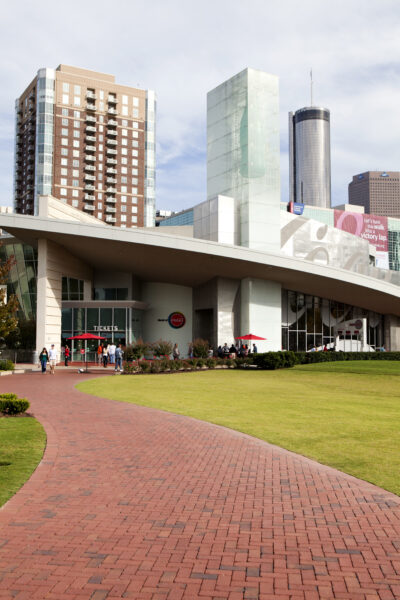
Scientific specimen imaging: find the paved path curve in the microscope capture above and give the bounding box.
[0,372,400,600]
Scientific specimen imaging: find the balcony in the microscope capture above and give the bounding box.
[106,216,116,223]
[106,167,117,174]
[86,135,96,143]
[86,91,96,100]
[108,95,117,104]
[107,177,116,183]
[85,114,96,123]
[86,145,96,152]
[106,186,117,193]
[106,148,117,155]
[84,174,96,181]
[86,103,96,111]
[106,158,117,164]
[86,125,96,133]
[85,194,95,201]
[105,196,116,203]
[84,204,95,211]
[85,164,96,172]
[106,128,117,136]
[106,139,117,146]
[85,184,95,191]
[106,206,116,213]
[85,154,96,162]
[108,119,117,126]
[107,107,117,115]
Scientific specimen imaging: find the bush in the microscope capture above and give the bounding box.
[0,394,29,414]
[138,360,151,373]
[192,338,210,358]
[253,351,297,370]
[124,339,150,361]
[234,357,253,368]
[152,340,173,358]
[0,359,14,371]
[294,351,400,364]
[206,358,217,369]
[150,361,161,374]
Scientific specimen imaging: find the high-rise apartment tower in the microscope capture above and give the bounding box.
[289,106,331,208]
[14,65,156,227]
[348,171,400,218]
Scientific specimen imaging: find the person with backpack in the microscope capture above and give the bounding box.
[115,344,124,372]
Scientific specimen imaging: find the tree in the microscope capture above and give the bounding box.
[0,252,19,340]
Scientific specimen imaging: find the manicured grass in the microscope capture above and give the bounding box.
[0,417,46,506]
[77,361,400,495]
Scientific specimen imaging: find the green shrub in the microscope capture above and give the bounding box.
[138,360,151,373]
[253,351,297,370]
[196,358,205,368]
[0,360,14,371]
[0,397,29,414]
[206,358,217,369]
[234,357,253,368]
[150,361,161,374]
[0,393,18,400]
[192,338,210,358]
[125,339,150,361]
[294,351,400,364]
[152,340,173,358]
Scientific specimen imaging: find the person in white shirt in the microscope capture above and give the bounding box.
[48,344,58,375]
[108,343,116,365]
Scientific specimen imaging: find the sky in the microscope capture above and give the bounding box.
[1,0,400,212]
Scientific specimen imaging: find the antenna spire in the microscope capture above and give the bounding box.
[310,68,313,106]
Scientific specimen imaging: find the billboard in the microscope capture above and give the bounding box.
[334,210,389,269]
[288,202,305,215]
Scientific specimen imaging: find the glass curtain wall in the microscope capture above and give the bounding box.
[281,289,383,351]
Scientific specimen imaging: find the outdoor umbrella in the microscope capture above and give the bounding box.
[235,334,267,352]
[67,333,105,372]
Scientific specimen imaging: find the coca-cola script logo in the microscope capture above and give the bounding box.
[168,312,186,329]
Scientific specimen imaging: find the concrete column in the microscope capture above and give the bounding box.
[384,314,400,351]
[240,278,281,352]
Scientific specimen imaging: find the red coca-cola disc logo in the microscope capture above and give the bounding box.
[168,312,186,329]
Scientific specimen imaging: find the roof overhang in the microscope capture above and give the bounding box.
[1,214,400,316]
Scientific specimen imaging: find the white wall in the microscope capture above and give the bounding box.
[240,278,281,352]
[141,282,193,357]
[193,195,235,244]
[38,195,107,225]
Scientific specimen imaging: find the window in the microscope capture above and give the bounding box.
[121,176,127,183]
[98,173,103,180]
[132,178,138,185]
[61,168,68,176]
[73,140,80,148]
[62,94,69,104]
[74,120,80,128]
[99,115,104,123]
[98,202,102,209]
[99,144,103,151]
[74,96,80,106]
[72,199,79,207]
[99,102,104,111]
[131,216,137,223]
[61,158,68,166]
[72,190,79,197]
[98,154,103,161]
[98,192,102,199]
[132,140,138,147]
[62,108,69,116]
[121,167,127,174]
[73,130,80,138]
[98,183,102,190]
[99,125,103,132]
[122,139,127,146]
[63,83,69,92]
[121,157,127,165]
[121,148,127,155]
[121,195,127,202]
[97,212,102,218]
[98,164,103,171]
[62,118,68,126]
[122,119,128,126]
[60,178,67,185]
[122,95,128,104]
[132,159,138,166]
[132,205,137,213]
[60,187,67,196]
[99,90,104,100]
[73,169,79,177]
[74,110,80,119]
[121,215,127,222]
[132,122,138,129]
[122,106,128,116]
[121,185,127,192]
[61,148,68,156]
[61,128,68,136]
[122,128,127,136]
[98,134,103,142]
[132,187,138,194]
[132,131,138,138]
[133,97,139,107]
[73,150,79,157]
[73,180,79,187]
[74,85,81,94]
[132,109,139,118]
[73,159,79,167]
[121,205,127,212]
[132,168,138,175]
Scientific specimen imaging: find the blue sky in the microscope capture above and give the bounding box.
[1,0,400,212]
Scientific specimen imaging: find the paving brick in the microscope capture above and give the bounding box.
[0,372,399,599]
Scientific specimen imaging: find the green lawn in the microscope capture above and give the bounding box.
[77,361,400,495]
[0,417,46,506]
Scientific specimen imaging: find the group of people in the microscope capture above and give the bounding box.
[217,342,257,358]
[97,343,124,371]
[39,344,59,374]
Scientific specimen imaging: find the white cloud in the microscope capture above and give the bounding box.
[1,0,400,210]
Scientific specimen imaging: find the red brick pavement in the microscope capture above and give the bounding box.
[0,372,399,599]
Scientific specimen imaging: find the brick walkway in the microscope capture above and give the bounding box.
[0,372,399,599]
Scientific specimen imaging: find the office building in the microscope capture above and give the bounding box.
[348,171,400,218]
[289,106,331,208]
[13,65,156,228]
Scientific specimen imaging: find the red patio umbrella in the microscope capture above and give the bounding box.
[67,333,106,372]
[235,334,267,341]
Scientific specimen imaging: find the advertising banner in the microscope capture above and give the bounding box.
[334,210,389,269]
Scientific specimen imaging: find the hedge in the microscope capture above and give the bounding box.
[0,393,30,414]
[0,359,14,371]
[253,350,400,370]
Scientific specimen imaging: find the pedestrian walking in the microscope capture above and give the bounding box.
[172,343,180,360]
[48,344,58,375]
[115,344,124,372]
[108,342,116,364]
[39,347,49,373]
[102,345,108,368]
[97,344,103,365]
[64,344,70,366]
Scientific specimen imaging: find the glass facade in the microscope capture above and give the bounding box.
[35,68,55,214]
[159,209,194,227]
[62,277,84,300]
[281,289,384,351]
[144,90,156,227]
[0,242,37,321]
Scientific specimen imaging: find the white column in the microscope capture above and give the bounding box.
[240,278,281,352]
